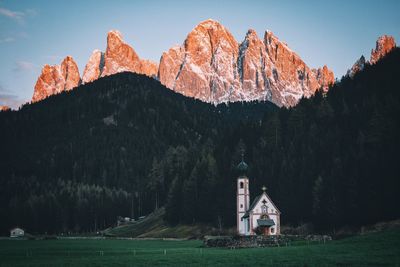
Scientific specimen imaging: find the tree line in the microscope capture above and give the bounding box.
[0,49,399,234]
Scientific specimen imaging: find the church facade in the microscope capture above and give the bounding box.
[236,160,280,236]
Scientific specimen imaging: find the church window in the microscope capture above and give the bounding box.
[261,205,267,214]
[240,182,244,189]
[271,228,275,234]
[240,204,243,208]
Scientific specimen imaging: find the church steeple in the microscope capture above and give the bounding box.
[236,154,250,235]
[236,152,248,177]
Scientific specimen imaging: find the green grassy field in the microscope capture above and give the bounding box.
[0,230,399,267]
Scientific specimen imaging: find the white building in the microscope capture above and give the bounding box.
[10,227,24,238]
[236,160,280,236]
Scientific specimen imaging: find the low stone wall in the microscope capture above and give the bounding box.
[203,234,332,248]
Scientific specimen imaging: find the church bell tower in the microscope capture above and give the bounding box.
[236,158,250,235]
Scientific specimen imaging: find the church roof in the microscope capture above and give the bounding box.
[241,192,281,218]
[257,219,275,227]
[236,160,248,176]
[242,195,262,218]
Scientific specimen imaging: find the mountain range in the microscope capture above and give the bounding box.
[1,45,399,234]
[31,19,395,108]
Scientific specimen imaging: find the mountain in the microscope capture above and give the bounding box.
[82,49,104,84]
[32,31,158,102]
[347,55,366,78]
[347,35,396,77]
[1,48,399,234]
[100,30,158,78]
[32,56,81,103]
[1,70,276,234]
[31,20,333,107]
[370,35,396,64]
[158,19,334,107]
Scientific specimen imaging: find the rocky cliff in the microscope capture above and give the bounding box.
[158,19,334,107]
[348,35,396,77]
[32,56,80,102]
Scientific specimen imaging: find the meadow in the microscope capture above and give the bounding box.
[0,230,399,267]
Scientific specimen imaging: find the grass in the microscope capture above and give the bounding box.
[0,230,399,266]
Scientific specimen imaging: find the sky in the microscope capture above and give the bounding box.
[0,0,399,108]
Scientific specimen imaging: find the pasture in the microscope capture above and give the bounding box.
[0,230,399,266]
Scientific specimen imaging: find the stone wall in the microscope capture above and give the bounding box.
[203,234,331,248]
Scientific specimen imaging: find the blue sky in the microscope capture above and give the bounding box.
[0,0,399,108]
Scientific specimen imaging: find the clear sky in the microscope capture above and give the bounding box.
[0,0,399,108]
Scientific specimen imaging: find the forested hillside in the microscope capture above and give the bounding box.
[0,72,275,234]
[0,49,399,235]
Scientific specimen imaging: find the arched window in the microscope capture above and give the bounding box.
[240,182,244,189]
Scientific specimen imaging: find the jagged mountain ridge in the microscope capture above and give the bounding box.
[32,56,80,103]
[32,19,395,107]
[347,35,396,77]
[32,19,335,107]
[159,20,334,107]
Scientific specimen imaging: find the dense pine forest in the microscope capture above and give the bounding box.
[0,49,399,235]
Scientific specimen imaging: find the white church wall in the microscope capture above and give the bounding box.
[237,177,250,235]
[249,193,280,235]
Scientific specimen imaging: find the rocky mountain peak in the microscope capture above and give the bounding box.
[82,49,104,84]
[158,21,334,107]
[370,35,396,64]
[31,21,337,107]
[32,56,81,103]
[347,55,366,78]
[61,56,80,90]
[101,30,158,78]
[348,35,396,78]
[314,65,335,91]
[101,30,141,77]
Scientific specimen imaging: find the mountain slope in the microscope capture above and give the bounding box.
[1,49,399,235]
[0,71,276,234]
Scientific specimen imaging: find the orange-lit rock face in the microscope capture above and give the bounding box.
[239,29,269,100]
[347,35,396,78]
[160,19,240,102]
[140,59,159,77]
[61,56,80,91]
[32,22,337,107]
[0,105,10,111]
[159,20,334,107]
[370,35,396,64]
[347,55,366,78]
[82,50,104,84]
[101,30,158,77]
[33,31,159,103]
[32,56,80,103]
[313,65,335,92]
[101,30,142,77]
[32,65,65,103]
[264,31,326,106]
[158,46,186,89]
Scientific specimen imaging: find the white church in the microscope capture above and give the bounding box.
[236,159,281,236]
